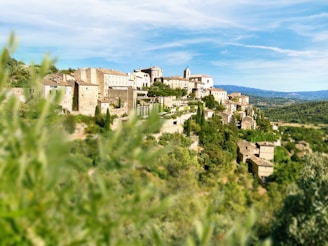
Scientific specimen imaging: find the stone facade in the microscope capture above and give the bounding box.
[74,68,131,98]
[208,88,227,104]
[248,156,274,184]
[41,74,74,112]
[130,70,151,89]
[73,81,99,115]
[189,74,214,89]
[219,112,232,124]
[241,116,256,130]
[140,66,163,84]
[238,140,275,184]
[160,76,190,91]
[256,142,275,161]
[107,87,137,113]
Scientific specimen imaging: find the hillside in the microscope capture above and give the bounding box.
[215,85,328,101]
[263,101,328,124]
[248,95,306,109]
[5,56,59,87]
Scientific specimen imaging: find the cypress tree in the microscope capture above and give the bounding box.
[95,105,100,117]
[105,108,110,131]
[186,118,191,137]
[196,102,201,125]
[200,107,205,126]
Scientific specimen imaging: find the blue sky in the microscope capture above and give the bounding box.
[1,0,327,92]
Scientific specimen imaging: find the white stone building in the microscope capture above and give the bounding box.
[208,88,227,104]
[74,68,131,98]
[189,74,214,89]
[129,70,151,89]
[41,74,73,112]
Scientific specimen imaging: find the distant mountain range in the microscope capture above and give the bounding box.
[215,85,328,101]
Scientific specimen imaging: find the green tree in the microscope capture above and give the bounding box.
[185,118,191,137]
[63,113,76,133]
[95,105,100,117]
[202,94,217,109]
[118,97,122,108]
[272,154,328,246]
[104,108,110,131]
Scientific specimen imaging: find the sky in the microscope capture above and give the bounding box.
[0,0,327,92]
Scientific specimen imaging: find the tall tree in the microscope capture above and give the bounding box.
[104,108,110,131]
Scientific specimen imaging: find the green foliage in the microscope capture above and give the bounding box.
[184,118,191,137]
[104,108,110,131]
[274,146,290,164]
[62,113,76,133]
[147,81,187,97]
[281,126,328,153]
[249,95,305,109]
[264,101,328,124]
[202,94,217,109]
[198,116,239,171]
[4,46,59,88]
[60,67,75,74]
[94,105,100,117]
[240,129,279,142]
[272,154,328,245]
[254,108,272,132]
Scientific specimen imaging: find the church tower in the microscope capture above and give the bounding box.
[183,66,191,79]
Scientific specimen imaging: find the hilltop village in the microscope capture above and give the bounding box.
[10,65,276,184]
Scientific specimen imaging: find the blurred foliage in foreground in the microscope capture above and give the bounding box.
[0,35,327,245]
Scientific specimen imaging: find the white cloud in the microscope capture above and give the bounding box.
[232,43,317,57]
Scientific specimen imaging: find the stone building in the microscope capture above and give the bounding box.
[229,93,249,105]
[160,76,188,89]
[208,88,227,104]
[189,74,214,89]
[241,116,256,130]
[97,98,110,114]
[41,74,73,112]
[248,156,274,184]
[74,68,131,98]
[130,70,151,89]
[140,66,163,84]
[218,112,232,124]
[237,140,275,185]
[107,87,137,113]
[237,140,257,163]
[256,142,275,161]
[73,81,99,115]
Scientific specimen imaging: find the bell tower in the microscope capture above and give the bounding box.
[183,66,191,79]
